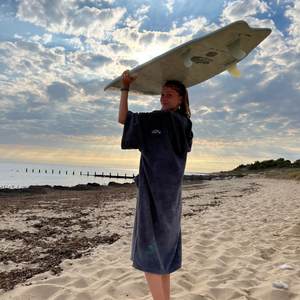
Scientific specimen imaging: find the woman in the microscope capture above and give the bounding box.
[119,70,193,300]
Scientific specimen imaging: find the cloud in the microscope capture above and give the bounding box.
[15,39,41,52]
[119,59,139,68]
[13,34,22,39]
[68,51,113,72]
[47,81,74,103]
[164,0,174,14]
[170,16,209,36]
[0,40,66,76]
[0,74,8,80]
[42,33,52,44]
[30,34,41,42]
[136,4,150,15]
[284,0,300,51]
[75,78,111,96]
[5,110,50,121]
[16,1,126,39]
[221,0,270,24]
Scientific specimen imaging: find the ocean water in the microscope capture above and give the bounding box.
[0,161,138,189]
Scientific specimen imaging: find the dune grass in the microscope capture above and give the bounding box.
[265,171,300,181]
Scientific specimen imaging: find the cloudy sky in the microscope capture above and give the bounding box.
[0,0,299,173]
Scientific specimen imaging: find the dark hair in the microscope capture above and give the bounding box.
[163,81,191,118]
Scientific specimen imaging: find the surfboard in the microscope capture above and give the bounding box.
[104,20,271,96]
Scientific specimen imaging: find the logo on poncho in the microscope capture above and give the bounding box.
[152,129,161,134]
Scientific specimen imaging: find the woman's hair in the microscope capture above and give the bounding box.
[163,81,191,118]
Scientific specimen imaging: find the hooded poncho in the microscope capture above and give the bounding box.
[121,109,193,274]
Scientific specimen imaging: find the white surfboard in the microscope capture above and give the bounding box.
[104,20,271,96]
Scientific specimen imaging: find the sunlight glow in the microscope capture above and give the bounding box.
[135,45,166,64]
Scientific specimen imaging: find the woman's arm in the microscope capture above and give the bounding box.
[118,70,137,124]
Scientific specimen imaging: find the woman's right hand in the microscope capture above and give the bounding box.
[121,70,137,89]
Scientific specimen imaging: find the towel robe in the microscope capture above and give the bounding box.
[121,110,193,274]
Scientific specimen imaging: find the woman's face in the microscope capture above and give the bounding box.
[160,86,183,112]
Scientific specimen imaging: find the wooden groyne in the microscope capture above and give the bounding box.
[25,168,135,179]
[93,173,135,179]
[25,169,238,181]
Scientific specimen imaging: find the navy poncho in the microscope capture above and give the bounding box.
[121,109,193,274]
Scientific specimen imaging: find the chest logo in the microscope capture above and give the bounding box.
[152,129,161,134]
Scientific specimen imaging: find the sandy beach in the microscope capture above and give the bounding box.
[1,177,300,300]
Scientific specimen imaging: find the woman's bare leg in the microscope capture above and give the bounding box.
[144,272,170,300]
[161,274,170,300]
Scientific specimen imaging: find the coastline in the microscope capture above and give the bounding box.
[1,178,300,299]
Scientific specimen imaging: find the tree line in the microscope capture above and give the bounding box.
[237,158,300,170]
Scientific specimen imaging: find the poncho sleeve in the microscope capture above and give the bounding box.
[121,111,143,150]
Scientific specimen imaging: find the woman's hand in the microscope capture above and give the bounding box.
[121,70,137,89]
[119,70,137,124]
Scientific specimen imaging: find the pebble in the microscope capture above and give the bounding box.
[281,264,293,270]
[272,281,288,289]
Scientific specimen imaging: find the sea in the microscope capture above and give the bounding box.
[0,161,139,189]
[0,161,205,189]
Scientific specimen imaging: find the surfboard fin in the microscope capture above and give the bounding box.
[181,48,193,68]
[227,39,246,60]
[225,61,242,78]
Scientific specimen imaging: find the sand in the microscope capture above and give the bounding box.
[1,178,300,300]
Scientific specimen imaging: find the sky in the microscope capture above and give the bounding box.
[0,0,299,173]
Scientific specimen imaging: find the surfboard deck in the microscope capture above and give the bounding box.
[104,20,271,96]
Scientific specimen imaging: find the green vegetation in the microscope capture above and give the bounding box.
[228,158,300,182]
[235,158,300,171]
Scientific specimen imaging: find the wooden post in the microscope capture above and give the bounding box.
[32,169,34,173]
[80,171,82,175]
[94,172,96,176]
[73,171,75,175]
[39,169,40,173]
[109,172,111,178]
[26,168,28,172]
[52,170,54,174]
[45,170,47,173]
[125,174,126,179]
[102,172,104,177]
[59,170,61,174]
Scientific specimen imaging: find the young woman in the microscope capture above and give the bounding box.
[119,70,193,300]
